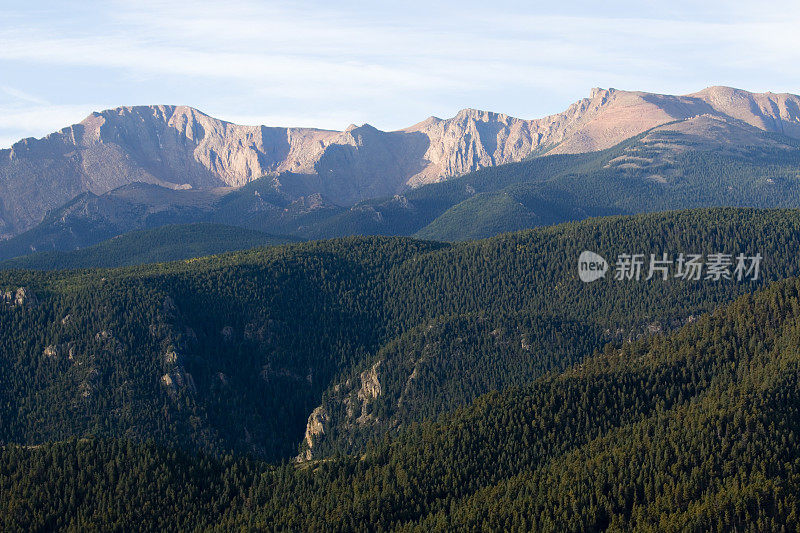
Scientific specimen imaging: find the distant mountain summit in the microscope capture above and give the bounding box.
[2,86,799,238]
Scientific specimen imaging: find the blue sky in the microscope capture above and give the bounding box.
[1,0,799,148]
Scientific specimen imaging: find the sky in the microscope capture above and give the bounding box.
[1,0,800,148]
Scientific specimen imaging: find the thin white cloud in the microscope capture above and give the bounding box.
[2,5,796,90]
[1,86,50,106]
[0,0,798,145]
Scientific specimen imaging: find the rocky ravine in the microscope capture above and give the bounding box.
[2,86,800,238]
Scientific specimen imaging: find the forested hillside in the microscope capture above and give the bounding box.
[302,207,800,458]
[1,208,799,468]
[4,270,800,530]
[414,125,800,240]
[0,236,443,460]
[0,223,298,270]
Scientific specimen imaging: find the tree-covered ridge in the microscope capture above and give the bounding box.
[2,208,800,466]
[0,223,299,270]
[4,272,800,530]
[245,276,800,531]
[415,141,800,241]
[0,236,446,461]
[304,207,800,457]
[0,206,800,459]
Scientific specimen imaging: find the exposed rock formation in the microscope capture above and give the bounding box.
[299,406,328,461]
[298,360,384,462]
[43,342,77,360]
[1,287,38,309]
[2,87,799,238]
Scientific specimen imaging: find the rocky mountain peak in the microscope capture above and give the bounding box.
[589,87,616,99]
[2,87,800,239]
[453,108,505,121]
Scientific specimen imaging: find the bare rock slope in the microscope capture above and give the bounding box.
[2,86,799,238]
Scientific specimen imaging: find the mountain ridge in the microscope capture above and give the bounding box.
[2,86,800,239]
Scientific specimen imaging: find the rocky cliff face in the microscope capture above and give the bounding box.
[297,360,384,462]
[2,86,800,238]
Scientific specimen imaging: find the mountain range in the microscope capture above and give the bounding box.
[5,85,800,528]
[2,86,800,255]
